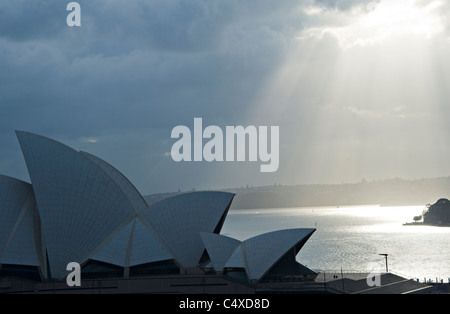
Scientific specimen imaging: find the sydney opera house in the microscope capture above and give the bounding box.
[0,131,318,293]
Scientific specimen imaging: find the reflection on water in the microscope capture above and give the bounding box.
[221,205,450,282]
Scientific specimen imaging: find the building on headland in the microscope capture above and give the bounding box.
[0,131,318,294]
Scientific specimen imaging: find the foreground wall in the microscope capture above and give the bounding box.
[0,274,256,294]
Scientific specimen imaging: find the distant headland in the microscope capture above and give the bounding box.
[225,177,450,209]
[147,176,450,209]
[404,198,450,226]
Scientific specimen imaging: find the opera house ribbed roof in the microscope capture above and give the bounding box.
[0,131,316,282]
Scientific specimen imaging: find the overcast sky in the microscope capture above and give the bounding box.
[2,0,450,194]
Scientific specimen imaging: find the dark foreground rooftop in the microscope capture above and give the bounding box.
[0,272,444,294]
[315,272,444,294]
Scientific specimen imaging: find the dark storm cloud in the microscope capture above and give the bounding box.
[0,0,311,191]
[0,0,308,136]
[0,0,65,41]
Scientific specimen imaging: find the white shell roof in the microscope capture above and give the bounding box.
[128,217,172,266]
[2,131,316,282]
[80,151,148,213]
[224,245,245,268]
[242,228,316,281]
[0,175,42,268]
[92,217,172,267]
[200,232,241,272]
[91,218,133,267]
[205,228,316,281]
[12,132,238,277]
[142,191,234,268]
[16,131,137,279]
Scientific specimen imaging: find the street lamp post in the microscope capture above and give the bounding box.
[379,254,388,273]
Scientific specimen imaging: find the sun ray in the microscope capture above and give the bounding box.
[242,0,450,186]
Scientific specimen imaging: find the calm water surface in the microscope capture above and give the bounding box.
[221,205,450,282]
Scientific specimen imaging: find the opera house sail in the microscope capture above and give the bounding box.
[0,131,317,293]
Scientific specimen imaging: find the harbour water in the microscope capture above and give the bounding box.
[221,205,450,283]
